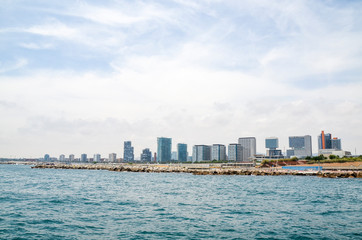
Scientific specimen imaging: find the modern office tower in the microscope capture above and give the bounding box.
[265,137,283,158]
[157,137,172,162]
[318,131,342,151]
[177,143,188,162]
[265,137,279,149]
[123,141,134,162]
[228,144,243,161]
[69,154,75,162]
[211,144,226,161]
[171,151,178,161]
[59,154,65,162]
[153,153,157,162]
[81,154,87,162]
[331,138,342,150]
[238,137,256,161]
[141,148,152,162]
[288,135,312,157]
[44,154,50,161]
[93,154,101,162]
[192,145,211,162]
[318,131,332,149]
[109,153,117,162]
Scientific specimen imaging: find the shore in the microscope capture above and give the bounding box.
[30,163,362,178]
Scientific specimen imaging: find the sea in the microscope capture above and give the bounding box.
[0,164,361,240]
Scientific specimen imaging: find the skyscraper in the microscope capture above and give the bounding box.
[141,148,152,162]
[192,145,211,162]
[81,154,87,162]
[157,137,172,162]
[238,137,256,161]
[59,154,65,162]
[177,143,188,162]
[211,144,226,161]
[318,131,341,150]
[228,144,243,161]
[109,153,117,163]
[69,154,74,162]
[265,137,283,158]
[123,141,134,162]
[93,154,101,162]
[288,135,312,157]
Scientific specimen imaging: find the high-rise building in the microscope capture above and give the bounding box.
[177,143,188,162]
[238,137,256,161]
[265,137,279,149]
[109,153,117,162]
[265,137,283,158]
[59,154,65,162]
[157,137,172,162]
[318,131,341,151]
[69,154,74,162]
[171,151,178,161]
[81,154,87,162]
[141,148,152,162]
[228,144,243,161]
[44,154,50,161]
[94,154,101,162]
[318,131,332,150]
[123,141,134,162]
[211,144,226,161]
[287,135,312,157]
[192,145,211,162]
[331,138,342,150]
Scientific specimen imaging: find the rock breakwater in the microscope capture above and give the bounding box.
[31,163,362,178]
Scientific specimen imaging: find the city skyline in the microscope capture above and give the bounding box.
[1,1,362,158]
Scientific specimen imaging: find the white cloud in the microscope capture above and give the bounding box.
[0,58,28,73]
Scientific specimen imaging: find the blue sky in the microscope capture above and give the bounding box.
[1,0,362,158]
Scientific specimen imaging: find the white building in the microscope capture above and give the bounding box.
[238,137,256,161]
[211,144,226,161]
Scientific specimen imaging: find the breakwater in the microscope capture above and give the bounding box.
[32,163,362,178]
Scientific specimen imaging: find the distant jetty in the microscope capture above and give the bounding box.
[31,163,362,178]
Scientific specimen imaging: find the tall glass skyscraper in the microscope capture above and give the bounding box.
[228,144,243,161]
[123,141,134,162]
[177,143,188,162]
[211,144,226,161]
[238,137,256,161]
[288,135,312,157]
[318,131,341,150]
[157,137,172,162]
[192,145,211,162]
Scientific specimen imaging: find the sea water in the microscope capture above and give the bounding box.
[0,164,361,239]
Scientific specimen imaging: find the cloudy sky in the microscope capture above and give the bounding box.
[1,0,362,159]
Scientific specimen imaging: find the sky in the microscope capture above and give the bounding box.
[1,0,362,159]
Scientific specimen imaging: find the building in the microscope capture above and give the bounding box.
[140,148,152,162]
[171,151,178,161]
[192,145,211,162]
[93,154,101,162]
[59,154,65,162]
[177,143,188,162]
[265,137,283,158]
[265,137,279,149]
[69,154,74,162]
[287,135,312,158]
[109,153,117,163]
[318,131,332,150]
[238,137,256,161]
[157,137,172,162]
[44,154,50,161]
[318,131,342,154]
[331,138,342,150]
[123,141,134,162]
[228,144,243,161]
[211,144,226,161]
[81,154,87,162]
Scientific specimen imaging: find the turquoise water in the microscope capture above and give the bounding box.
[0,165,361,239]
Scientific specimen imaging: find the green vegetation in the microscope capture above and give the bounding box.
[306,156,362,164]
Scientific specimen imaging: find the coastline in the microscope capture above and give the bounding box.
[30,163,362,178]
